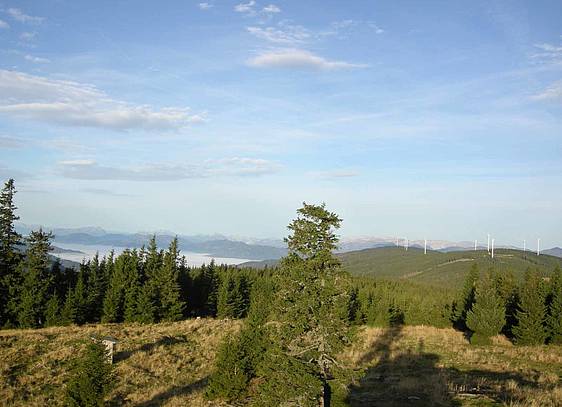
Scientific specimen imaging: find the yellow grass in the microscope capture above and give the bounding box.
[1,321,561,406]
[0,319,241,406]
[343,325,562,406]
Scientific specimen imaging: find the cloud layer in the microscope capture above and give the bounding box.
[57,157,281,181]
[0,70,204,131]
[247,49,367,70]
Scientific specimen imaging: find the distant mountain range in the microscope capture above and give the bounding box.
[15,224,562,261]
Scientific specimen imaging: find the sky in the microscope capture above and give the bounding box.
[0,0,561,247]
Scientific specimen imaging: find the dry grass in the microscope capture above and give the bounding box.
[0,319,241,406]
[342,325,562,406]
[1,321,561,406]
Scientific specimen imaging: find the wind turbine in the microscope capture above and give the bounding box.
[474,239,477,251]
[424,239,427,255]
[405,238,409,251]
[523,240,526,253]
[537,238,541,256]
[491,238,495,259]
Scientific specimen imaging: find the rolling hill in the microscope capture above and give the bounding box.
[242,247,562,288]
[339,247,562,287]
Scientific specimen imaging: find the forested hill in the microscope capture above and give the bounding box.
[242,247,562,288]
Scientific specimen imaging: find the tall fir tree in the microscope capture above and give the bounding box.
[258,203,351,405]
[217,272,237,318]
[156,238,184,321]
[547,266,562,344]
[513,269,547,345]
[0,179,22,327]
[466,272,506,345]
[453,263,479,329]
[18,228,54,328]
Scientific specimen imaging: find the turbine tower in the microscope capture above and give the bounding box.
[405,238,409,251]
[487,234,490,253]
[474,239,477,251]
[537,238,540,256]
[424,239,427,255]
[523,239,526,253]
[491,238,495,259]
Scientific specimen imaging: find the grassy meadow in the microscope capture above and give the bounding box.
[1,319,561,406]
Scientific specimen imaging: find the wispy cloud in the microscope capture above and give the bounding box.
[246,23,310,44]
[234,1,256,15]
[0,70,205,131]
[0,166,31,180]
[198,2,213,10]
[532,81,562,102]
[262,4,281,14]
[57,157,281,181]
[24,54,50,63]
[0,19,9,29]
[247,49,368,70]
[19,31,36,41]
[7,8,44,24]
[530,42,562,65]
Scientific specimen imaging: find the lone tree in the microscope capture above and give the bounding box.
[258,202,351,405]
[466,272,506,345]
[513,269,547,345]
[65,341,114,407]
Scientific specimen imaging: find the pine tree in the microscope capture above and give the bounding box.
[65,341,114,407]
[466,272,506,345]
[45,294,61,327]
[18,228,53,328]
[258,203,351,404]
[204,260,219,316]
[61,288,77,326]
[0,179,23,327]
[547,266,562,344]
[86,254,106,322]
[156,238,184,321]
[102,252,129,323]
[73,268,88,325]
[453,264,479,329]
[135,284,156,324]
[217,272,237,318]
[513,269,547,345]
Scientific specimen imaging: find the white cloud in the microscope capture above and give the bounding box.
[24,54,50,63]
[532,81,562,102]
[530,42,562,65]
[234,1,256,14]
[247,49,368,70]
[19,31,36,41]
[198,2,213,10]
[0,70,204,131]
[262,4,281,14]
[246,24,310,44]
[57,157,280,181]
[0,19,9,29]
[7,8,44,24]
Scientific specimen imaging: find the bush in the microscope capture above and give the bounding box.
[65,341,114,407]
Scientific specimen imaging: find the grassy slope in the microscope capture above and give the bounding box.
[1,320,561,406]
[340,247,562,288]
[0,319,240,406]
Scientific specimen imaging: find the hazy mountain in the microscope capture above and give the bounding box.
[543,247,562,258]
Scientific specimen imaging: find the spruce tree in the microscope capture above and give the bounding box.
[102,252,129,323]
[204,260,219,316]
[258,203,351,405]
[0,179,23,327]
[156,238,184,321]
[453,263,479,329]
[513,269,547,345]
[73,268,88,325]
[61,288,77,326]
[466,272,506,345]
[45,294,61,327]
[18,228,53,328]
[65,341,114,407]
[547,266,562,344]
[217,272,237,318]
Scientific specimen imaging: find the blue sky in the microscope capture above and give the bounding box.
[0,0,561,247]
